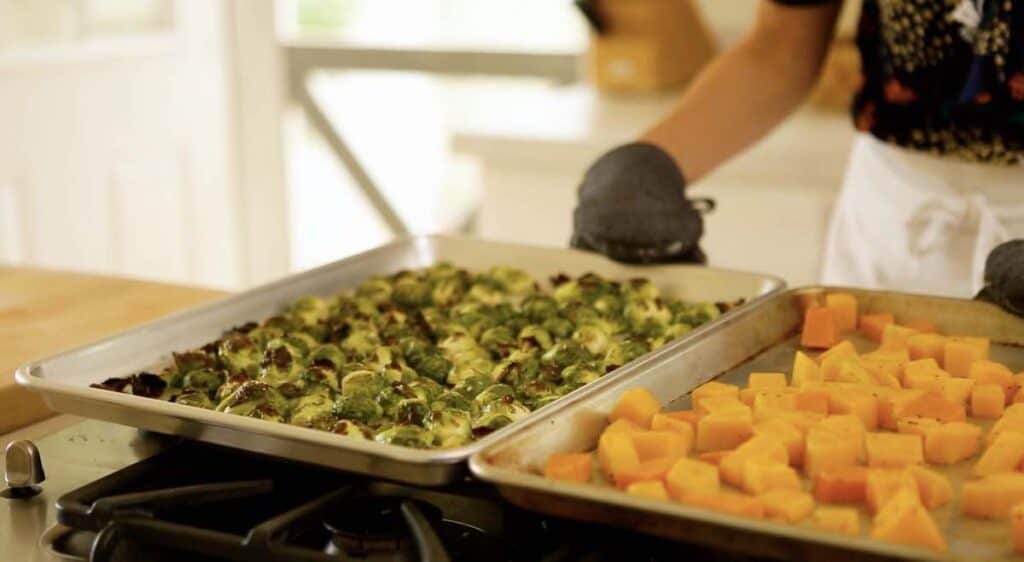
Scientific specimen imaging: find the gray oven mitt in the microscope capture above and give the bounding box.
[976,240,1024,316]
[570,142,711,264]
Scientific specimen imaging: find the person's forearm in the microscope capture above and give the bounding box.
[642,3,841,182]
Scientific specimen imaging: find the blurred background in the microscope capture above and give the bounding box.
[0,0,862,290]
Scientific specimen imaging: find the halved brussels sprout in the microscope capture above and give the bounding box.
[487,266,536,296]
[394,398,430,425]
[258,339,305,388]
[182,368,225,396]
[491,350,540,388]
[219,334,261,378]
[474,383,516,405]
[332,393,384,423]
[572,324,612,355]
[427,409,472,448]
[517,325,552,350]
[624,299,672,336]
[340,370,386,398]
[541,317,573,339]
[521,295,559,322]
[289,387,337,430]
[392,277,432,308]
[431,275,466,307]
[355,277,392,305]
[374,424,434,448]
[332,419,373,439]
[174,390,215,410]
[560,363,602,387]
[603,338,650,369]
[216,381,289,422]
[432,390,476,414]
[541,341,593,370]
[479,326,515,350]
[289,296,330,326]
[623,278,661,302]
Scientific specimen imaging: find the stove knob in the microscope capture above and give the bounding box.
[2,440,45,499]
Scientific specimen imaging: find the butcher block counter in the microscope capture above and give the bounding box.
[0,267,224,434]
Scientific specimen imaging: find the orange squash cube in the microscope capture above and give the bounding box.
[810,507,860,536]
[864,347,911,362]
[665,458,719,499]
[804,426,860,478]
[972,383,1006,418]
[696,409,753,452]
[904,319,937,334]
[881,324,918,351]
[663,409,702,429]
[828,392,879,430]
[748,372,788,389]
[987,405,1024,445]
[697,450,729,465]
[860,313,895,342]
[813,465,868,504]
[907,465,952,510]
[792,351,822,387]
[691,381,740,414]
[866,469,919,513]
[802,307,839,349]
[891,390,965,424]
[907,334,946,364]
[818,414,867,458]
[609,388,662,428]
[1012,502,1024,552]
[837,361,877,385]
[819,341,858,381]
[923,422,980,465]
[752,391,798,415]
[903,370,944,392]
[626,480,670,501]
[962,472,1024,519]
[597,431,640,485]
[970,360,1016,403]
[650,414,697,448]
[902,358,944,384]
[719,434,789,487]
[935,376,975,405]
[760,489,816,523]
[544,453,593,483]
[870,487,947,552]
[825,293,858,334]
[628,430,691,462]
[700,395,750,415]
[944,337,990,377]
[615,457,674,488]
[743,459,802,494]
[973,431,1024,476]
[678,491,766,519]
[895,417,941,437]
[859,358,905,389]
[754,418,805,467]
[866,432,923,468]
[793,389,830,416]
[605,418,644,434]
[1014,373,1024,403]
[867,387,903,430]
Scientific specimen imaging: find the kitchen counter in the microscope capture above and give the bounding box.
[0,267,225,433]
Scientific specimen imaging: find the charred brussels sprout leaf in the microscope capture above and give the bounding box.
[375,424,434,448]
[332,393,384,423]
[216,381,289,422]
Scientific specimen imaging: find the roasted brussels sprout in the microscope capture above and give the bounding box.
[375,424,434,448]
[98,264,731,450]
[216,381,289,422]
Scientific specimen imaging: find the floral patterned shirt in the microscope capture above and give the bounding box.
[777,0,1024,164]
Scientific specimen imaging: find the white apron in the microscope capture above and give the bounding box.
[822,133,1024,298]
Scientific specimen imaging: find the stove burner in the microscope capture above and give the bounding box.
[323,496,442,556]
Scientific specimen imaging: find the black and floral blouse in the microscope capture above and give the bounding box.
[777,0,1024,164]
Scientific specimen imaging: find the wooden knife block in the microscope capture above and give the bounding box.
[587,0,716,94]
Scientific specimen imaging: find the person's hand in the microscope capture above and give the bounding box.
[570,142,711,264]
[976,240,1024,316]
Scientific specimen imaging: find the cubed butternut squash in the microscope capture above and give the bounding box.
[754,418,805,467]
[829,392,879,430]
[748,372,788,389]
[760,489,816,523]
[1012,502,1024,552]
[896,417,941,437]
[609,388,662,428]
[605,418,644,434]
[743,459,802,494]
[973,431,1024,476]
[794,389,831,416]
[902,358,945,385]
[935,376,975,405]
[544,453,593,483]
[615,457,674,489]
[820,341,858,381]
[904,319,937,334]
[752,391,798,415]
[813,465,868,504]
[700,395,750,415]
[628,430,690,462]
[663,410,702,429]
[907,465,952,510]
[970,360,1015,403]
[837,361,877,385]
[944,337,991,377]
[924,422,980,465]
[825,293,858,334]
[626,480,670,501]
[865,432,923,468]
[818,415,867,458]
[650,414,697,449]
[691,381,740,414]
[804,426,860,478]
[860,358,905,389]
[665,458,720,499]
[962,472,1024,519]
[719,434,789,487]
[881,324,918,351]
[891,390,965,424]
[698,450,729,465]
[860,313,895,342]
[678,491,765,519]
[907,334,947,364]
[987,405,1024,445]
[754,408,825,434]
[696,409,754,452]
[810,507,860,536]
[870,487,947,552]
[865,468,919,513]
[972,383,1006,418]
[792,351,822,387]
[802,307,839,349]
[598,431,640,485]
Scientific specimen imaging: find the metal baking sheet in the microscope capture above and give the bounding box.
[470,287,1024,560]
[15,235,782,486]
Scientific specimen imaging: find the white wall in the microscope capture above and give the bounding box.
[0,1,245,289]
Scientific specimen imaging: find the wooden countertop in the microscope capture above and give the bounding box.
[0,267,225,433]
